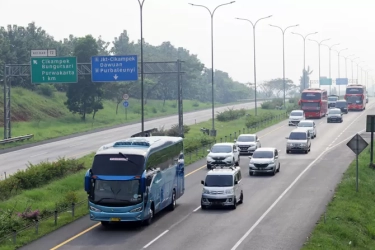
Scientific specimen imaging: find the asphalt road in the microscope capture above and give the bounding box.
[0,101,259,178]
[22,101,374,250]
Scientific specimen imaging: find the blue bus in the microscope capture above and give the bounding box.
[84,136,185,226]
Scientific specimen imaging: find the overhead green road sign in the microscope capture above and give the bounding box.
[31,57,78,84]
[319,77,332,86]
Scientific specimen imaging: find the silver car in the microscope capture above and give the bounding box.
[249,148,280,176]
[201,166,243,210]
[297,120,317,138]
[286,128,312,154]
[234,134,261,155]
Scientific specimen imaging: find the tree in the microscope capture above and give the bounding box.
[259,78,296,98]
[299,66,313,92]
[64,35,104,120]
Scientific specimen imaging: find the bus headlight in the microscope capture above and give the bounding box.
[130,207,143,213]
[89,206,101,212]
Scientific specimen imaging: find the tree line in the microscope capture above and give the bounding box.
[0,22,260,120]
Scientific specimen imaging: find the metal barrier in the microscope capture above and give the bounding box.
[0,134,34,145]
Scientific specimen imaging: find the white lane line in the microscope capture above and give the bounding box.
[143,230,169,248]
[193,206,201,212]
[230,109,370,250]
[30,152,47,158]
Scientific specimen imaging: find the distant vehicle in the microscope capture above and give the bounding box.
[298,88,328,118]
[84,136,185,227]
[335,100,348,114]
[201,165,243,210]
[297,120,317,138]
[234,134,261,155]
[288,110,305,126]
[206,143,240,169]
[344,84,366,111]
[327,108,343,123]
[328,95,339,108]
[248,148,280,176]
[286,128,312,154]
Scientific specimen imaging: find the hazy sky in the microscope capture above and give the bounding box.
[1,0,374,88]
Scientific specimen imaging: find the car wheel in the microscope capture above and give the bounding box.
[249,171,254,176]
[286,150,289,154]
[231,198,237,210]
[238,192,243,204]
[271,167,276,176]
[305,150,308,154]
[277,163,280,172]
[168,190,176,211]
[235,157,240,166]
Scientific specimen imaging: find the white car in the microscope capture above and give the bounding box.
[206,143,240,169]
[249,148,280,176]
[288,110,305,126]
[234,134,261,155]
[297,120,317,138]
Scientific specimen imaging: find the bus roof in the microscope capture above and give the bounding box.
[96,136,183,156]
[347,84,365,88]
[302,88,327,93]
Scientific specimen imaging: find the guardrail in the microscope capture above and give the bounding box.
[0,134,34,145]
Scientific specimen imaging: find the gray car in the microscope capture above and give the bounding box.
[327,108,343,123]
[249,148,280,176]
[286,128,312,154]
[234,134,261,155]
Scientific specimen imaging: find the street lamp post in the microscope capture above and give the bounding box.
[137,0,146,134]
[291,31,318,90]
[308,38,330,88]
[343,54,355,79]
[350,57,359,83]
[269,24,299,109]
[235,15,272,116]
[357,61,364,84]
[322,43,340,94]
[334,48,348,96]
[189,1,235,136]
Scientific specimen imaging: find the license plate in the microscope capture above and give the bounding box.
[110,218,121,222]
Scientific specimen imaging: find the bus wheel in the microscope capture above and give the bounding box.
[168,190,176,211]
[144,205,154,226]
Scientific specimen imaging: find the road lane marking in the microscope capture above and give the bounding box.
[230,106,371,250]
[143,230,169,248]
[50,223,101,250]
[185,165,206,177]
[193,206,201,212]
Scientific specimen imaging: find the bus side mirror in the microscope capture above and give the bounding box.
[84,169,91,193]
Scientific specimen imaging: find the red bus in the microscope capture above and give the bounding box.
[298,88,328,118]
[344,84,366,111]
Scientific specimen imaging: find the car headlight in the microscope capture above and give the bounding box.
[203,188,210,194]
[300,143,307,146]
[130,206,143,213]
[288,143,293,146]
[90,206,101,212]
[225,189,234,194]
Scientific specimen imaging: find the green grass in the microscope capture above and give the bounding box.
[0,107,288,250]
[0,87,243,149]
[302,145,375,250]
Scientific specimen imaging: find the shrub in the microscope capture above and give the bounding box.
[192,101,199,107]
[152,124,190,136]
[56,191,79,210]
[245,112,277,128]
[0,208,26,237]
[151,107,157,113]
[36,84,55,97]
[17,206,40,222]
[0,158,86,201]
[260,101,275,110]
[170,102,177,108]
[216,108,246,122]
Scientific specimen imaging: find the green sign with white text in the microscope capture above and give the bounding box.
[31,57,78,84]
[319,77,332,86]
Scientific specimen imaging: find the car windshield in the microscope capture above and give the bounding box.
[91,154,145,176]
[290,111,303,116]
[328,97,338,101]
[252,150,273,158]
[335,102,347,108]
[298,122,313,128]
[210,145,232,153]
[91,179,143,206]
[237,136,255,142]
[204,175,233,187]
[329,109,341,114]
[289,132,306,140]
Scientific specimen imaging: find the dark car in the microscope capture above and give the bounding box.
[335,100,348,114]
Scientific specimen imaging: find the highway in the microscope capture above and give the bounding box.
[0,101,258,177]
[22,101,374,250]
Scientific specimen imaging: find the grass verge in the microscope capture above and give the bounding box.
[302,144,375,249]
[0,87,244,150]
[0,108,288,249]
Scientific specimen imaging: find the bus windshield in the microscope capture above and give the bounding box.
[92,179,143,206]
[346,88,364,94]
[346,95,363,104]
[91,154,145,176]
[301,93,321,100]
[301,102,320,110]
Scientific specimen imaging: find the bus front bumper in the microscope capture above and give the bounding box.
[89,204,145,222]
